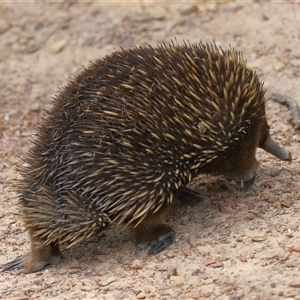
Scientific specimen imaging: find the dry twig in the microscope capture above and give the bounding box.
[270,93,300,130]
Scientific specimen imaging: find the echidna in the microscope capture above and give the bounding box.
[3,40,291,273]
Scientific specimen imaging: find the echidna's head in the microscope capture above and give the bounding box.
[185,42,292,188]
[223,111,291,189]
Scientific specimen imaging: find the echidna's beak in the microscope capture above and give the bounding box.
[260,136,292,161]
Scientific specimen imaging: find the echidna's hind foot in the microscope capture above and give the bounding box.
[148,226,175,255]
[135,224,175,255]
[2,256,27,272]
[2,242,62,273]
[134,207,175,255]
[176,187,204,203]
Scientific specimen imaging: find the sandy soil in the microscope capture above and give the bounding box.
[1,1,300,299]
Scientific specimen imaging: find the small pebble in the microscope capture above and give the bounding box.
[183,248,192,256]
[82,251,93,259]
[261,260,268,267]
[131,259,144,270]
[81,286,91,292]
[291,246,300,253]
[284,288,297,297]
[170,276,184,284]
[273,61,285,72]
[166,251,176,258]
[287,224,298,230]
[185,234,197,246]
[224,197,234,204]
[286,228,293,238]
[289,281,300,288]
[289,58,300,67]
[269,166,280,177]
[251,236,267,242]
[97,276,117,287]
[68,268,80,274]
[180,4,199,15]
[51,39,68,53]
[285,260,298,268]
[247,212,256,220]
[210,262,224,268]
[203,258,216,266]
[136,292,146,299]
[96,255,107,263]
[191,268,202,276]
[170,268,178,276]
[239,256,247,262]
[5,298,28,300]
[150,11,165,21]
[44,278,56,286]
[270,282,276,288]
[271,201,281,208]
[87,235,99,243]
[281,198,292,208]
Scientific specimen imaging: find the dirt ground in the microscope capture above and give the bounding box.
[0,1,300,299]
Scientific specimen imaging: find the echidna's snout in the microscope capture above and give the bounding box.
[260,136,292,161]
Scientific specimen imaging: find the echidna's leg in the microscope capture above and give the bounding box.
[134,207,175,255]
[2,229,62,273]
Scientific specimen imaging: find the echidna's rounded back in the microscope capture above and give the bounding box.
[19,41,267,230]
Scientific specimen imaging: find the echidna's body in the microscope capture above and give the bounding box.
[3,41,291,273]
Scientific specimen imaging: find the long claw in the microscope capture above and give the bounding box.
[2,256,27,272]
[235,175,256,191]
[148,231,175,255]
[177,187,204,202]
[135,223,175,256]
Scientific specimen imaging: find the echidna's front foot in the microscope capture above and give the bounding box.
[2,242,62,273]
[236,175,256,191]
[135,224,175,255]
[224,170,256,191]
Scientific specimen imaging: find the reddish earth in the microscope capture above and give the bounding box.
[1,2,300,299]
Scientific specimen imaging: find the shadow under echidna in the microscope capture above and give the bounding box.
[2,40,292,273]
